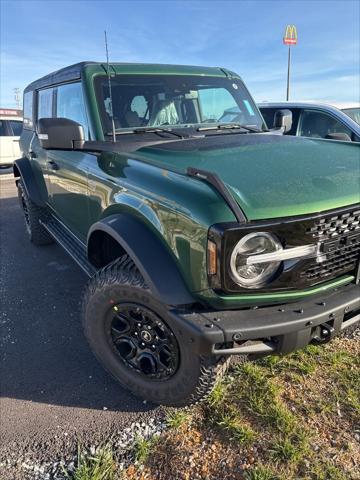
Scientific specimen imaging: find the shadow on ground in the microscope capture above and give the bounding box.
[0,192,155,414]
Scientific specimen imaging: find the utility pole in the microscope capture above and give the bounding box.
[283,25,298,101]
[14,87,21,110]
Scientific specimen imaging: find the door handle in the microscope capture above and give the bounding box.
[48,160,59,170]
[29,151,37,159]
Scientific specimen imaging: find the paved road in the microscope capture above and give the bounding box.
[0,170,161,476]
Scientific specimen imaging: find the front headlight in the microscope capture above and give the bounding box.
[230,232,282,288]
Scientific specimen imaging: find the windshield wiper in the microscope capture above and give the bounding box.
[107,127,185,139]
[197,123,262,133]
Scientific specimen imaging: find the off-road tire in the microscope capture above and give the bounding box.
[17,179,53,246]
[82,255,229,407]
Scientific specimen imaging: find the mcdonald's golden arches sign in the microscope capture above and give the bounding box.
[283,25,298,45]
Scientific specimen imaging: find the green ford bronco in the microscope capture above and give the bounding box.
[15,62,360,406]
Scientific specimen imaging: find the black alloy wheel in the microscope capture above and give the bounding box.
[107,303,179,380]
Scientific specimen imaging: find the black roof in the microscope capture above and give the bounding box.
[24,61,96,92]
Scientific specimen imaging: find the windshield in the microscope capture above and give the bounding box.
[94,74,265,137]
[342,108,360,125]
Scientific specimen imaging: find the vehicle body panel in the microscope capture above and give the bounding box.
[86,151,235,292]
[125,134,360,220]
[46,150,94,240]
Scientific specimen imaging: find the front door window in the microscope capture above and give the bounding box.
[56,83,90,139]
[298,109,352,139]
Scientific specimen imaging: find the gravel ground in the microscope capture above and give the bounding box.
[0,171,164,479]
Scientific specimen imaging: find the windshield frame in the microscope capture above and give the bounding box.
[93,73,266,139]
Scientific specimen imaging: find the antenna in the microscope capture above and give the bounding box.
[104,30,116,142]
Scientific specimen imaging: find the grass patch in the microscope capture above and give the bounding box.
[133,435,157,464]
[64,445,116,480]
[244,465,282,480]
[270,436,304,463]
[165,409,192,430]
[206,379,256,444]
[217,411,256,444]
[308,461,349,480]
[207,379,229,408]
[233,362,298,434]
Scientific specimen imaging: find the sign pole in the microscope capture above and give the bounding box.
[283,25,298,101]
[286,45,291,101]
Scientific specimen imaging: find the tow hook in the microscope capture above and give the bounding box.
[312,322,335,344]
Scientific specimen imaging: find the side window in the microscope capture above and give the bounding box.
[299,110,352,139]
[0,120,9,136]
[38,88,53,120]
[23,91,34,130]
[9,120,23,136]
[56,83,89,139]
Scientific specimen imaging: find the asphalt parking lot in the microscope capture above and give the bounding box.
[0,169,161,477]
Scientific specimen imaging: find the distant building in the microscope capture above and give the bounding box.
[0,108,23,117]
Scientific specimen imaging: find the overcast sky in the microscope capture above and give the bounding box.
[1,0,359,108]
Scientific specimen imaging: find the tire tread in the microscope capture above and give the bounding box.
[18,179,53,246]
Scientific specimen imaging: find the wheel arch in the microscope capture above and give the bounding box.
[87,214,195,307]
[13,157,46,207]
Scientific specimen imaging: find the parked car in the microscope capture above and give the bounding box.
[258,101,360,142]
[0,108,23,167]
[14,62,359,406]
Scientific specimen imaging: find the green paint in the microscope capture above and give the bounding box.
[131,137,360,221]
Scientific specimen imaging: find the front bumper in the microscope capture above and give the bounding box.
[169,283,360,356]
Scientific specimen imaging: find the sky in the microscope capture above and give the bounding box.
[1,0,359,108]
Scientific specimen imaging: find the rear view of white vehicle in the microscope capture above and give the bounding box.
[0,108,23,167]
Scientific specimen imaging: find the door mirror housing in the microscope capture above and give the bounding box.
[273,109,292,133]
[325,132,352,142]
[37,118,85,150]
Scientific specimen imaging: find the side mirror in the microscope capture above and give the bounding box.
[37,118,85,150]
[273,109,292,133]
[325,132,352,142]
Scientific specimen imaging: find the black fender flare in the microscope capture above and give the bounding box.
[13,157,46,207]
[87,214,195,307]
